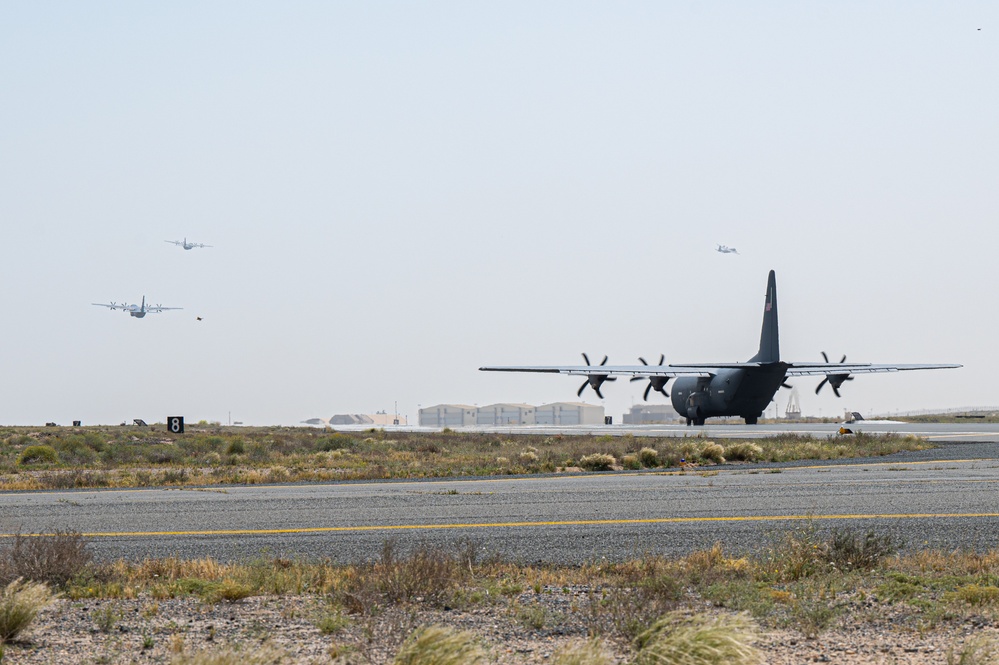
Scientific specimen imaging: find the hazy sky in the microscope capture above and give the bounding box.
[2,2,995,426]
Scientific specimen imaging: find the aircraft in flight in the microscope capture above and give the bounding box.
[480,271,961,426]
[92,296,182,319]
[166,238,212,250]
[716,244,738,254]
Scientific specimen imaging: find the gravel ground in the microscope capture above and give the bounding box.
[7,592,997,664]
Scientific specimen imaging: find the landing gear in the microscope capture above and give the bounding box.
[744,416,758,425]
[685,418,691,426]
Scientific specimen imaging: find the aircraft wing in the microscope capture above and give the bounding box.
[92,302,125,311]
[479,365,714,378]
[165,240,183,246]
[145,305,183,313]
[784,363,961,376]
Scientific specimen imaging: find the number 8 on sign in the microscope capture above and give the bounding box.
[168,416,184,434]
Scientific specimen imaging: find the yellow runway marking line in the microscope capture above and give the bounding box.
[5,512,999,539]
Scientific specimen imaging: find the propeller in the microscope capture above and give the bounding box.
[630,354,671,401]
[577,353,616,399]
[815,351,854,398]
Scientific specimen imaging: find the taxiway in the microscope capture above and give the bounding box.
[1,436,997,563]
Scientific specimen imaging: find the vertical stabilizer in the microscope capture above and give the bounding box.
[751,270,779,363]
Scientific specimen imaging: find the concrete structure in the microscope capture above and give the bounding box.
[622,404,680,424]
[535,402,604,426]
[329,414,374,426]
[329,412,408,426]
[418,404,477,427]
[476,403,535,426]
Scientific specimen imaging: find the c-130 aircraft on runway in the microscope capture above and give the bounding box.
[480,271,961,426]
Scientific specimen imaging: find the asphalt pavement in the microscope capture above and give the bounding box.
[1,434,998,564]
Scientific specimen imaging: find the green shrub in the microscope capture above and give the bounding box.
[948,584,999,606]
[790,595,841,638]
[92,604,122,633]
[314,609,350,635]
[0,579,55,643]
[17,445,58,466]
[826,529,901,572]
[622,454,642,470]
[207,580,254,603]
[225,438,246,455]
[54,437,98,465]
[393,625,486,665]
[317,433,355,452]
[578,453,616,471]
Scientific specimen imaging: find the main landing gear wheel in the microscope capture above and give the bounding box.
[745,416,758,425]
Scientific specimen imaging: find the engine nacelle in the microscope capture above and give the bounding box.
[671,370,745,421]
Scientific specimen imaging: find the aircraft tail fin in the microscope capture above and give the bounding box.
[751,270,780,363]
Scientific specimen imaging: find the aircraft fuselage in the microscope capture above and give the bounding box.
[671,363,788,425]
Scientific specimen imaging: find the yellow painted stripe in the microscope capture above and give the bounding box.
[4,512,999,539]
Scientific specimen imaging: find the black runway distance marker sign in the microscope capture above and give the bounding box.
[167,416,185,434]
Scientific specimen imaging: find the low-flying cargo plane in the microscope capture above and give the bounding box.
[92,296,182,319]
[166,238,212,250]
[480,271,961,426]
[716,244,738,254]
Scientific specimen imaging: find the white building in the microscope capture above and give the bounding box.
[476,403,536,425]
[418,404,477,427]
[535,402,604,425]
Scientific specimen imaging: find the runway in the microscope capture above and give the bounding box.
[2,437,998,563]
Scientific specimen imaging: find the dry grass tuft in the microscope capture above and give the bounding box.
[633,611,762,665]
[700,443,726,464]
[0,531,92,587]
[0,579,56,643]
[638,447,660,467]
[947,635,999,665]
[552,638,614,665]
[578,453,616,471]
[724,442,763,462]
[171,643,286,664]
[392,624,486,665]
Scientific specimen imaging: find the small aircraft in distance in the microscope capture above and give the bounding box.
[481,270,961,426]
[92,296,182,319]
[716,244,738,254]
[166,238,212,250]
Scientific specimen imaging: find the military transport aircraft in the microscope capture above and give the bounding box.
[92,296,182,319]
[166,238,212,250]
[716,244,738,254]
[480,271,961,426]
